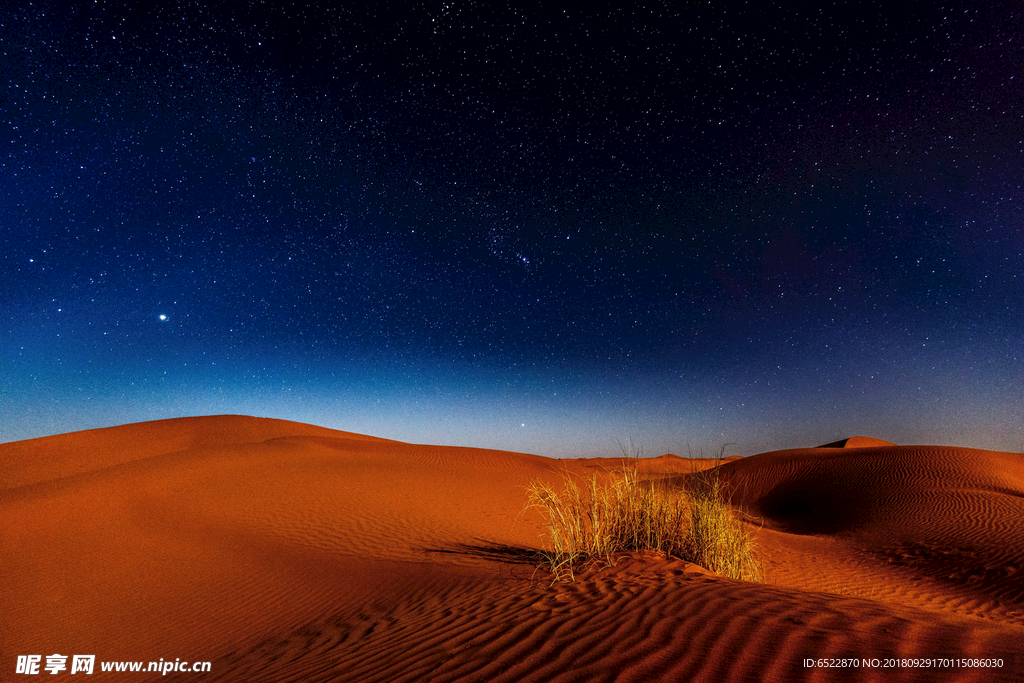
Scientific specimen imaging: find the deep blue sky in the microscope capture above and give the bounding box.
[2,1,1022,457]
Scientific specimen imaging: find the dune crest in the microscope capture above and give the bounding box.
[0,415,390,490]
[3,417,1022,682]
[817,435,896,448]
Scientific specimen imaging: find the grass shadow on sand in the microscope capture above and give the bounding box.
[426,542,547,566]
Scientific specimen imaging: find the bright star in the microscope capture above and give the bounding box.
[159,314,167,321]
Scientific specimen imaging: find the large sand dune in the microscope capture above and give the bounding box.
[2,416,1022,681]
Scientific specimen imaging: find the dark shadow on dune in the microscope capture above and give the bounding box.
[818,436,897,448]
[671,461,875,536]
[425,542,545,565]
[818,438,854,448]
[736,476,875,535]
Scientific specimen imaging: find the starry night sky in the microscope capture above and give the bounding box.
[3,1,1022,457]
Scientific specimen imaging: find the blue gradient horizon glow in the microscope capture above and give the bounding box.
[3,333,1020,457]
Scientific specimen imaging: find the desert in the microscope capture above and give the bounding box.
[2,415,1021,681]
[8,2,1024,681]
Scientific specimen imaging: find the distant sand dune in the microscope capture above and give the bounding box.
[817,436,897,448]
[3,416,1022,681]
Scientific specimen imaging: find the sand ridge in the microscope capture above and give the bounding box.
[3,416,1022,681]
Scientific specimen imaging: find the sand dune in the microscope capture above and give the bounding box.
[3,416,1022,681]
[817,436,897,448]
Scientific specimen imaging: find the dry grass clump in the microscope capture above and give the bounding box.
[684,467,763,583]
[525,464,689,581]
[526,449,761,583]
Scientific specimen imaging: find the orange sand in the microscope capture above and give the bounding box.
[2,416,1022,681]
